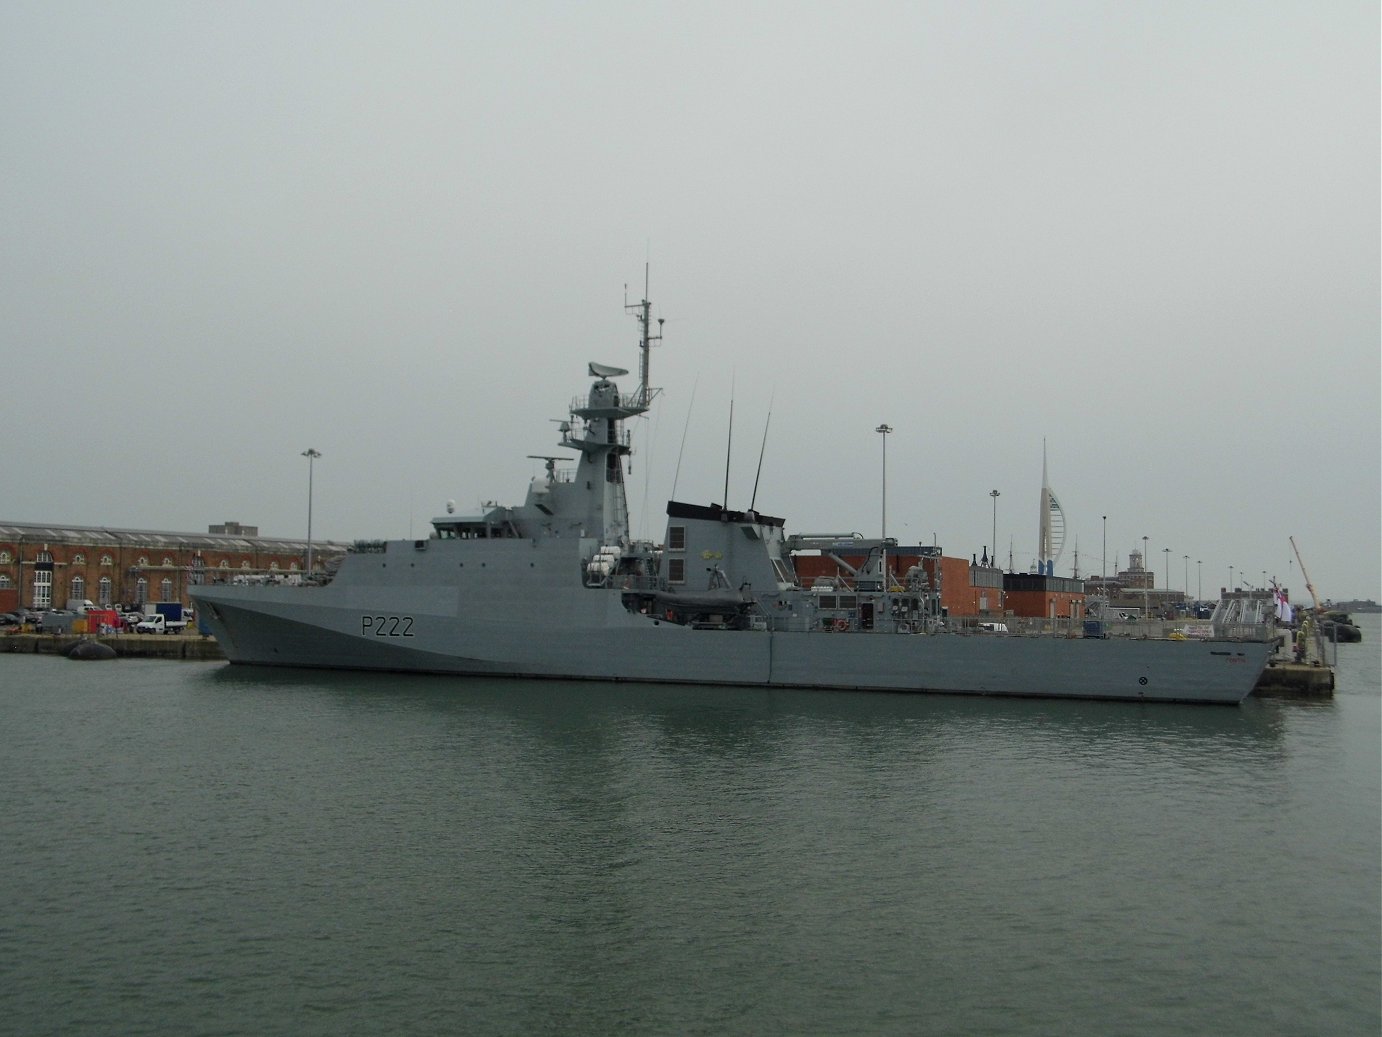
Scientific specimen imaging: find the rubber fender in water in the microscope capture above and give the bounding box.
[67,640,117,661]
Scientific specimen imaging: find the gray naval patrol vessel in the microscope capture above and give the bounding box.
[193,290,1273,704]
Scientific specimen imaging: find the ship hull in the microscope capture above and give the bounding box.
[192,582,1269,704]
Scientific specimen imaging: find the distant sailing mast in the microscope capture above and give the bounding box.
[1037,440,1066,574]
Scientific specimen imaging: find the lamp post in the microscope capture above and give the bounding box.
[1140,535,1149,619]
[875,425,892,540]
[875,425,892,593]
[1183,555,1189,599]
[1159,546,1170,619]
[1102,515,1107,580]
[1229,565,1234,592]
[302,448,321,574]
[1197,559,1202,602]
[990,490,1001,567]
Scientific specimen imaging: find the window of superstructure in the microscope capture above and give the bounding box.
[668,558,685,584]
[668,526,686,551]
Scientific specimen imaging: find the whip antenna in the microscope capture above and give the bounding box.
[749,393,774,513]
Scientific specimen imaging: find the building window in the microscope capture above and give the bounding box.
[240,561,251,570]
[34,569,52,608]
[0,551,10,563]
[191,556,205,585]
[137,556,148,567]
[668,526,686,551]
[668,558,685,584]
[99,577,112,605]
[269,562,280,571]
[101,554,113,566]
[160,578,173,601]
[70,576,85,602]
[72,553,85,565]
[136,577,148,604]
[219,561,230,569]
[162,557,174,567]
[290,562,300,571]
[0,575,10,589]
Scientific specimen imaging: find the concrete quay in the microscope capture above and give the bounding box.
[1253,660,1336,697]
[2,632,224,661]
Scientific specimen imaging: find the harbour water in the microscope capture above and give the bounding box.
[2,618,1377,1036]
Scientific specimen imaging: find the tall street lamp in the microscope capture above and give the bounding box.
[875,424,893,596]
[1197,560,1202,602]
[1141,535,1150,619]
[1183,555,1189,596]
[302,448,321,574]
[990,490,1001,567]
[1162,547,1171,593]
[875,425,892,541]
[1102,515,1107,580]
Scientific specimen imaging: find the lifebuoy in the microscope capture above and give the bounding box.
[832,618,848,632]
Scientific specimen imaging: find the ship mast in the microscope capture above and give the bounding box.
[626,264,663,410]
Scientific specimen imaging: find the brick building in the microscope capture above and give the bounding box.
[0,521,345,614]
[791,545,1086,620]
[1001,572,1087,620]
[790,545,1027,618]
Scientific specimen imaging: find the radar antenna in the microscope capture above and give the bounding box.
[526,455,569,478]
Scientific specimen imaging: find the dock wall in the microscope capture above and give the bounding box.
[2,633,224,660]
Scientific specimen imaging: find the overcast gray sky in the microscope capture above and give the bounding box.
[3,1,1377,602]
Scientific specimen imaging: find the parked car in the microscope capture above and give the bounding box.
[0,612,19,627]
